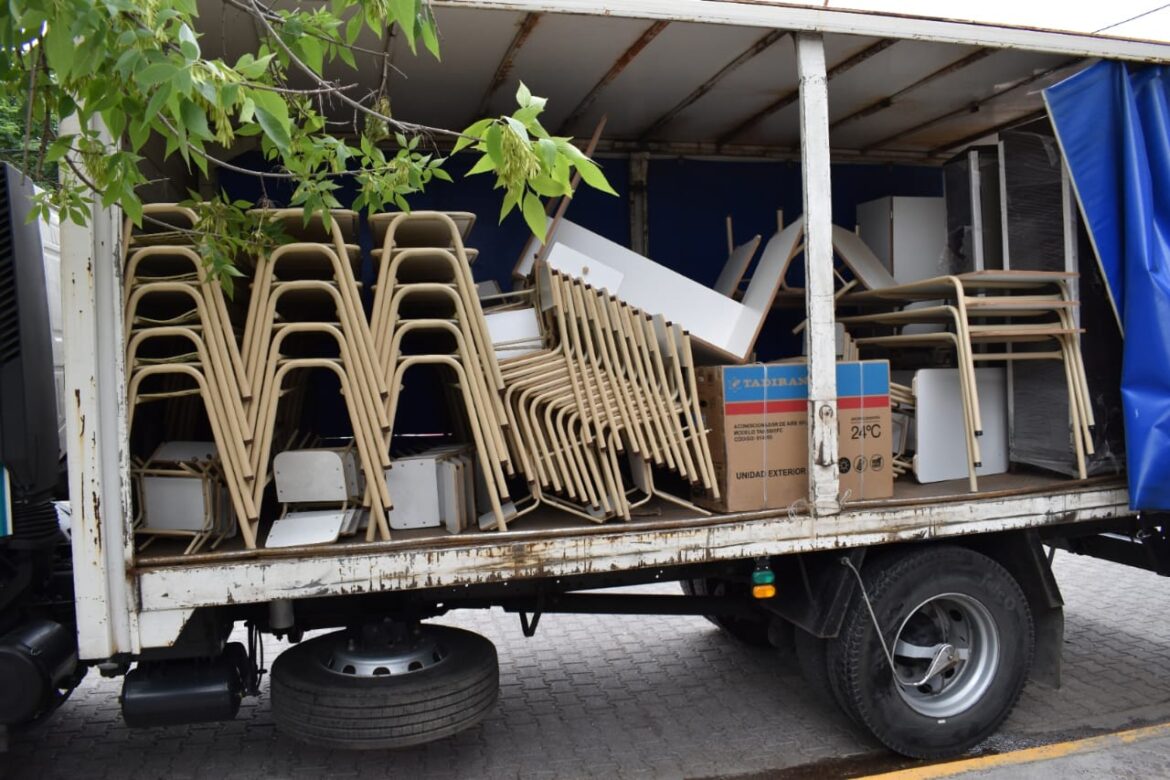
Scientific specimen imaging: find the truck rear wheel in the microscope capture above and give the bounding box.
[271,623,498,750]
[680,577,771,646]
[827,546,1033,759]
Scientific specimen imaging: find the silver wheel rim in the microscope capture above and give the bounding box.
[324,630,449,678]
[891,592,1000,719]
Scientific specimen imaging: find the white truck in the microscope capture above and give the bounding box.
[1,0,1166,761]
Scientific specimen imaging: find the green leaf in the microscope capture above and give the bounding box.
[499,190,518,222]
[178,23,200,61]
[345,12,364,45]
[573,158,618,196]
[516,81,532,108]
[296,36,324,73]
[421,15,440,60]
[121,195,143,227]
[236,52,274,80]
[512,104,542,126]
[431,167,453,183]
[537,138,557,171]
[390,0,417,51]
[128,119,152,152]
[180,100,213,141]
[43,24,75,80]
[484,123,503,165]
[454,118,492,154]
[529,174,566,198]
[103,109,127,142]
[143,84,171,124]
[522,191,547,240]
[137,62,179,88]
[251,90,292,151]
[466,153,495,176]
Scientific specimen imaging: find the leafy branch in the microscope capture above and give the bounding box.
[0,0,616,288]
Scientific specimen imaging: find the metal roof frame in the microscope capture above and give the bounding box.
[438,0,1170,62]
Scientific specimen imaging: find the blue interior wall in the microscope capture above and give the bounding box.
[219,152,941,295]
[645,158,943,290]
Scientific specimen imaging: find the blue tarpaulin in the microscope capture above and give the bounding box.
[1045,62,1170,509]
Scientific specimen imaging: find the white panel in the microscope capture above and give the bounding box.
[913,368,1009,484]
[273,450,356,503]
[855,198,893,272]
[438,459,465,534]
[890,197,947,282]
[385,458,442,529]
[831,225,899,289]
[484,307,544,359]
[713,236,761,297]
[549,220,741,346]
[142,477,210,533]
[729,218,805,356]
[265,509,349,548]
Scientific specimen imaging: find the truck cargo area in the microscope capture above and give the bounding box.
[8,0,1166,763]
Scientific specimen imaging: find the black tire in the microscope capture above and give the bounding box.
[681,578,771,647]
[271,625,499,750]
[827,546,1033,759]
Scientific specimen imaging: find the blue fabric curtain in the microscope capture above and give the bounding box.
[1045,62,1170,509]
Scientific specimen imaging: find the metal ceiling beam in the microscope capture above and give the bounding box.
[860,59,1078,153]
[475,12,543,119]
[637,29,788,140]
[559,21,671,133]
[829,48,995,131]
[716,39,897,146]
[929,109,1048,154]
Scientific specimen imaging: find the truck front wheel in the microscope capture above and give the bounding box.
[271,622,498,750]
[827,546,1033,759]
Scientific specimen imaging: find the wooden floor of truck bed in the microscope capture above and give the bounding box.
[133,470,1123,569]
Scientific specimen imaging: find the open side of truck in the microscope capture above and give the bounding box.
[3,0,1170,760]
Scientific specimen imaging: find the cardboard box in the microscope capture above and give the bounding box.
[696,361,892,512]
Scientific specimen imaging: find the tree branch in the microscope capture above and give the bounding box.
[245,0,465,141]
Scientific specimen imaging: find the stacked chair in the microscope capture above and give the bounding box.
[124,205,257,549]
[829,227,1092,488]
[368,211,513,532]
[124,202,722,554]
[242,208,392,543]
[496,264,719,523]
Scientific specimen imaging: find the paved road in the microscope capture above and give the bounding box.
[4,552,1170,779]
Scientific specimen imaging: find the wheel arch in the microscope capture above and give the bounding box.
[762,530,1063,688]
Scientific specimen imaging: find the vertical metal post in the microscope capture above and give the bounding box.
[60,117,137,659]
[629,152,650,254]
[796,34,840,516]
